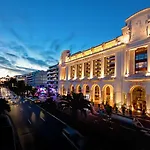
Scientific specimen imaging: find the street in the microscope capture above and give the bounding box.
[1,87,150,150]
[8,98,80,150]
[1,88,81,150]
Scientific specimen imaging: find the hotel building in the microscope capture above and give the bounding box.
[58,8,150,112]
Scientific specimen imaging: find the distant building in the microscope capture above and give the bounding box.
[14,75,26,82]
[26,70,47,87]
[47,63,59,91]
[0,76,10,84]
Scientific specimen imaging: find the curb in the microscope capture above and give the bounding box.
[5,114,22,150]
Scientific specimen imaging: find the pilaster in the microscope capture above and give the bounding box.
[68,65,71,80]
[74,64,77,79]
[125,49,129,76]
[101,54,104,78]
[90,60,93,78]
[81,63,84,78]
[65,66,68,80]
[146,44,150,76]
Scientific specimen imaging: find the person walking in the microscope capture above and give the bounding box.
[121,104,126,115]
[129,105,132,117]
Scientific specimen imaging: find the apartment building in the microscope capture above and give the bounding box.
[26,70,47,87]
[47,63,59,91]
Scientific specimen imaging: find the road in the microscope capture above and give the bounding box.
[9,98,80,150]
[0,88,81,150]
[1,87,150,150]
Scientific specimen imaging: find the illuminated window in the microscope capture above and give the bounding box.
[135,47,147,74]
[77,64,82,78]
[95,85,100,101]
[104,55,115,76]
[84,61,90,77]
[86,85,90,93]
[70,66,75,79]
[93,59,101,77]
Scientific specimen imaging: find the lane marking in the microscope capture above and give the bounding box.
[120,125,136,132]
[40,117,45,122]
[36,104,67,126]
[28,119,32,124]
[28,106,31,109]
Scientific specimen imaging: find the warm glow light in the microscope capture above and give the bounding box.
[145,72,150,76]
[111,75,116,78]
[124,73,129,77]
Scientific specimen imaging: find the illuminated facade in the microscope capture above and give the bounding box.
[59,8,150,113]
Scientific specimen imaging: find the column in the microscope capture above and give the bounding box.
[114,54,117,77]
[146,44,150,76]
[132,51,135,74]
[90,60,93,78]
[125,50,129,76]
[68,66,71,80]
[101,90,104,103]
[81,63,84,79]
[65,66,68,80]
[101,54,104,78]
[74,64,77,79]
[129,50,134,75]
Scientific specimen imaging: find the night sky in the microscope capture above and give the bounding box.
[0,0,149,77]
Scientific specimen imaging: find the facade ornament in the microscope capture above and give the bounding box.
[147,19,150,37]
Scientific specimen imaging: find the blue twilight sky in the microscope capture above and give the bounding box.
[0,0,149,77]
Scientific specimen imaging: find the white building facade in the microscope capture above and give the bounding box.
[58,8,150,113]
[26,71,47,87]
[47,63,59,91]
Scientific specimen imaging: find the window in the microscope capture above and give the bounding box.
[77,64,82,78]
[84,61,90,77]
[104,55,115,76]
[93,59,101,77]
[135,47,147,74]
[95,86,100,101]
[70,66,75,79]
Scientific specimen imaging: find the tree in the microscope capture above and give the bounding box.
[0,98,11,115]
[17,80,26,96]
[31,87,37,97]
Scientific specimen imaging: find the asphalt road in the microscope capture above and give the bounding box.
[8,97,79,150]
[1,87,150,150]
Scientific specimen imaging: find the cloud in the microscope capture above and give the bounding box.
[15,66,37,72]
[0,13,78,77]
[5,52,19,59]
[0,56,13,67]
[23,56,48,66]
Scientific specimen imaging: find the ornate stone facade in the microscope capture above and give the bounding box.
[59,8,150,113]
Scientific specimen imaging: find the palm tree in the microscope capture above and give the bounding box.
[0,98,11,115]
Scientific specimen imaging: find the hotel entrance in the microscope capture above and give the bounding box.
[131,86,146,112]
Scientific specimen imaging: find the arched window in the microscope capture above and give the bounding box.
[95,85,100,101]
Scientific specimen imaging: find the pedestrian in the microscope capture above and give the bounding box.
[129,108,132,117]
[115,106,118,114]
[129,105,132,117]
[114,103,118,114]
[121,104,126,115]
[142,108,146,116]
